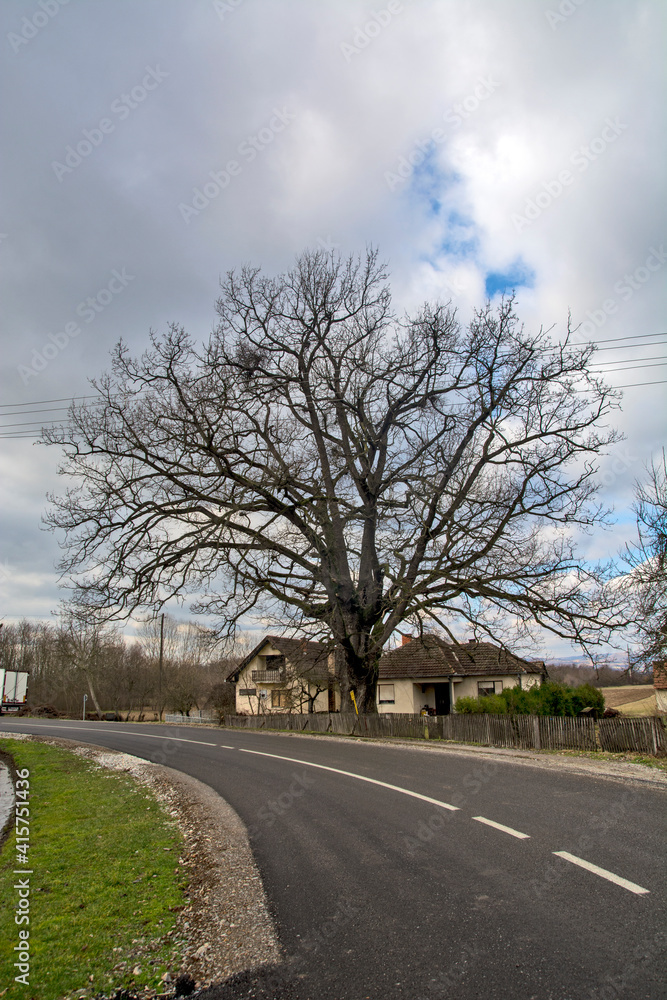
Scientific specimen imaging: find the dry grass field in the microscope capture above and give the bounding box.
[602,685,657,716]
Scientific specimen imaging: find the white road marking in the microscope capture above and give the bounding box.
[0,723,216,747]
[553,851,650,895]
[219,745,236,750]
[238,747,459,811]
[472,816,530,839]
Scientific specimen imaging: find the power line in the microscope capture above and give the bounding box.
[0,394,98,409]
[614,379,667,388]
[592,362,667,374]
[588,331,667,345]
[0,406,72,417]
[594,341,666,353]
[592,355,667,365]
[1,335,666,409]
[0,419,69,429]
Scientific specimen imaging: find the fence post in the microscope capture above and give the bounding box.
[532,716,541,750]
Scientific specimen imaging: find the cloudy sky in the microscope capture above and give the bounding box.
[0,0,665,659]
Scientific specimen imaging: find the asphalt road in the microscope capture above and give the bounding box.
[1,718,665,1000]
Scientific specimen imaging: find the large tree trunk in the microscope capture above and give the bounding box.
[335,633,380,714]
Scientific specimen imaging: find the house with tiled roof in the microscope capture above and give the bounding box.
[653,662,667,713]
[376,634,545,715]
[230,632,545,715]
[229,635,338,715]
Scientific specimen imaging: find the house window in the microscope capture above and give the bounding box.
[478,681,502,697]
[378,684,395,704]
[271,689,289,708]
[239,688,256,697]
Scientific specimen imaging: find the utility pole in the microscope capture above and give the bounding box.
[158,613,164,720]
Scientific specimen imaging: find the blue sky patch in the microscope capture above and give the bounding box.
[485,261,535,298]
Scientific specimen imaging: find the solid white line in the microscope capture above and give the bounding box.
[472,816,530,839]
[0,723,217,747]
[238,747,459,811]
[553,852,650,895]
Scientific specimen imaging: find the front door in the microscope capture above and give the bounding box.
[433,683,450,715]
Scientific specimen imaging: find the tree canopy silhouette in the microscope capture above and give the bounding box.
[45,248,624,711]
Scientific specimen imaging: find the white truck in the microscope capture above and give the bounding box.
[0,669,29,713]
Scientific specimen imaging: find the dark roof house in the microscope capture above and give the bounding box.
[378,635,544,680]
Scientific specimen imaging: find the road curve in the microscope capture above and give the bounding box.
[1,718,665,999]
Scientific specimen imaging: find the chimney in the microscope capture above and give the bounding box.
[401,634,412,646]
[468,638,476,644]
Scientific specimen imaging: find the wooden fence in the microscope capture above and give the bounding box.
[598,716,666,754]
[219,711,666,754]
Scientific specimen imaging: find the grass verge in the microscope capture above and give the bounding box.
[0,738,187,1000]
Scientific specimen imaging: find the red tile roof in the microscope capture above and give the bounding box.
[653,663,667,690]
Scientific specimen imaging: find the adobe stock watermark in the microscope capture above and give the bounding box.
[17,267,135,385]
[529,785,639,903]
[512,117,627,232]
[146,728,184,766]
[340,2,404,64]
[51,66,168,182]
[212,0,245,20]
[7,0,70,55]
[545,0,588,31]
[246,770,316,839]
[178,107,296,224]
[424,941,484,997]
[316,235,341,252]
[575,245,666,341]
[13,767,31,986]
[598,447,639,489]
[402,760,498,855]
[385,76,500,192]
[588,931,666,1000]
[250,896,361,996]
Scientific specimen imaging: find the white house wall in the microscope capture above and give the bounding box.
[234,644,333,714]
[376,673,541,713]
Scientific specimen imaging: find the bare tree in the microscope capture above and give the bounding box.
[624,451,667,665]
[45,248,624,711]
[56,607,117,717]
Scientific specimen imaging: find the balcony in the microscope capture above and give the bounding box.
[251,669,286,683]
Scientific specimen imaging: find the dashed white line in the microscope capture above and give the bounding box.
[0,724,655,898]
[472,816,530,839]
[238,747,460,811]
[553,852,650,895]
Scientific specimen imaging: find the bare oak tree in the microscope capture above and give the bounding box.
[624,451,667,664]
[45,249,624,711]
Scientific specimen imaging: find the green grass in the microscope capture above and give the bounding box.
[0,739,187,1000]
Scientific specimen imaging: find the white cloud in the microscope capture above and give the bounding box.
[0,0,664,659]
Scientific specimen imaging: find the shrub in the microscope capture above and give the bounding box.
[456,680,605,716]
